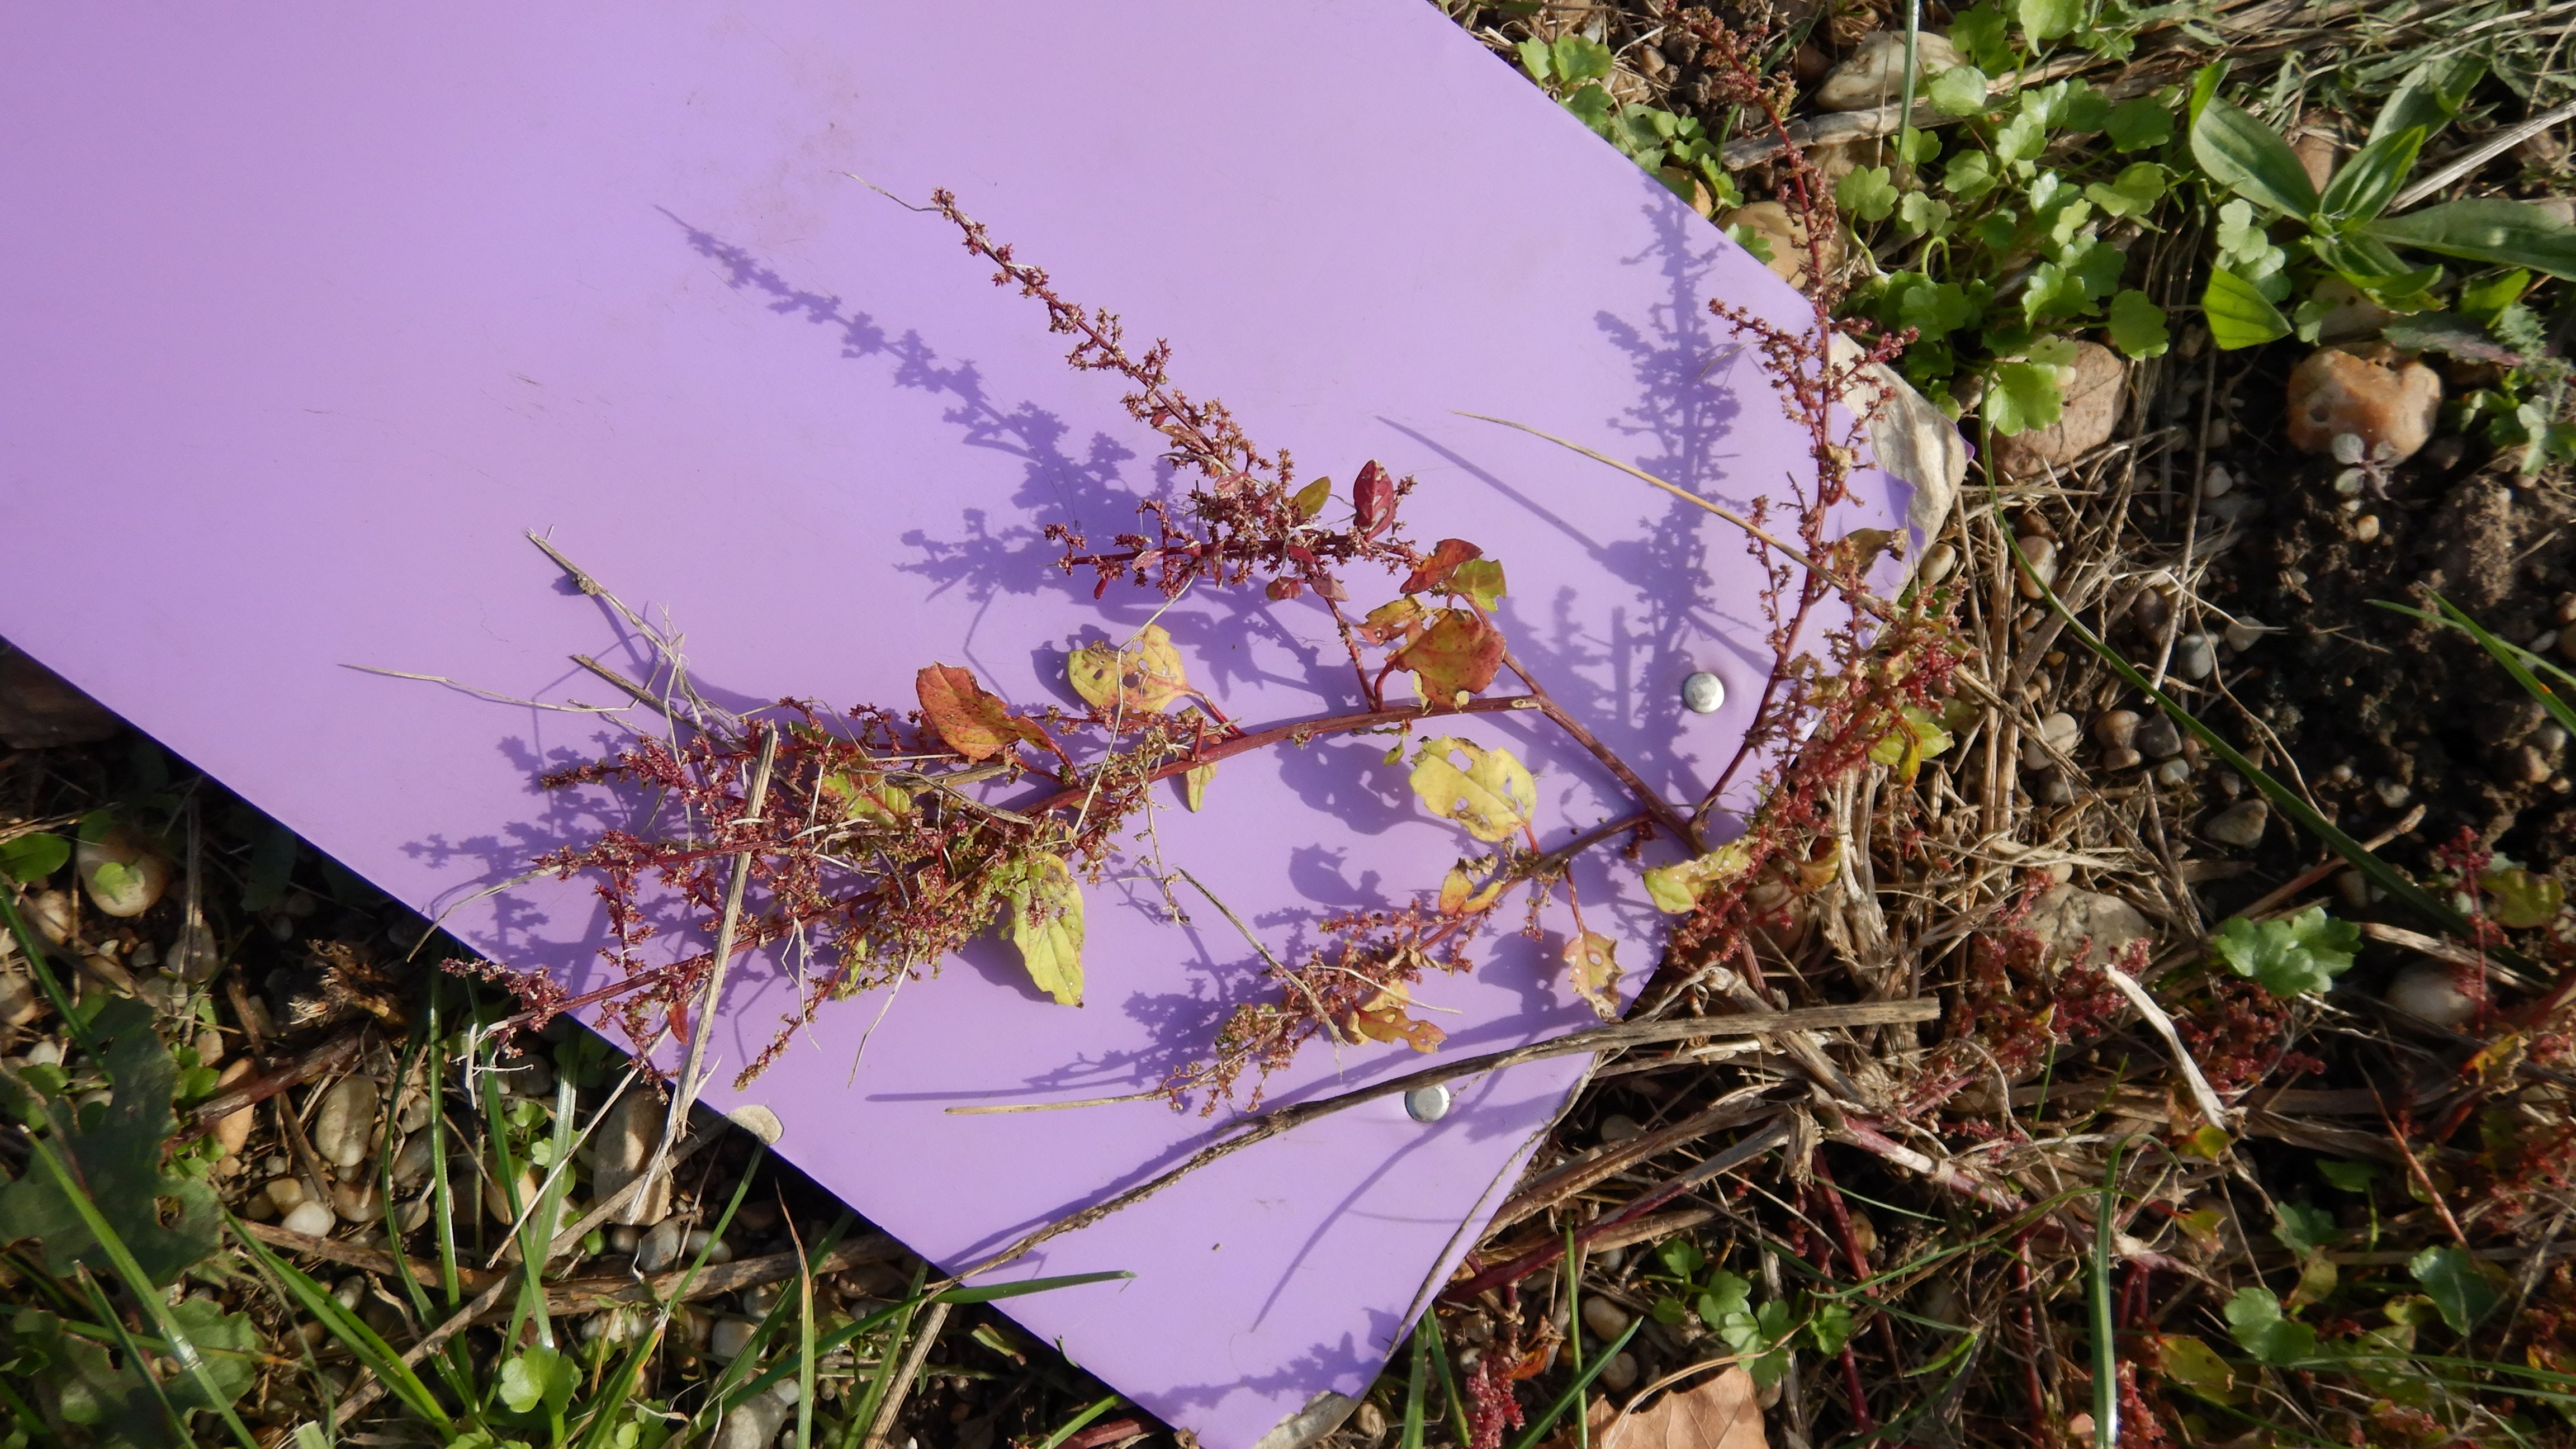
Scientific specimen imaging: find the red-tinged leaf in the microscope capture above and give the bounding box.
[1348,985,1445,1053]
[1353,460,1396,538]
[1400,538,1484,596]
[1266,577,1305,601]
[1390,608,1505,700]
[916,663,1049,762]
[1311,574,1348,603]
[1357,596,1426,646]
[1438,865,1474,916]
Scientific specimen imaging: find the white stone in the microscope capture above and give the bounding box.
[2204,799,2270,847]
[264,1177,309,1213]
[2026,885,2153,965]
[1580,1297,1632,1340]
[25,889,75,945]
[1601,1351,1640,1392]
[708,1318,755,1361]
[313,1076,380,1168]
[636,1218,688,1275]
[390,1131,434,1189]
[1919,542,1957,586]
[1816,31,1964,111]
[727,1103,784,1145]
[2175,633,2217,680]
[2202,465,2234,498]
[2223,618,2264,652]
[280,1200,338,1237]
[2386,963,2474,1026]
[74,827,168,918]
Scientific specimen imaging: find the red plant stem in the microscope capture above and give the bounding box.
[1811,1154,1905,1389]
[1502,650,1700,853]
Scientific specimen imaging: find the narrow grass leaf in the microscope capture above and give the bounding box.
[231,1214,452,1432]
[1504,1318,1642,1449]
[1036,1396,1123,1449]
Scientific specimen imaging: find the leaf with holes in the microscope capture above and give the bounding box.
[1560,931,1621,1020]
[1389,608,1505,702]
[1348,984,1444,1053]
[1407,737,1536,844]
[916,664,1050,763]
[1067,623,1191,717]
[0,997,221,1285]
[998,853,1085,1006]
[1642,839,1757,913]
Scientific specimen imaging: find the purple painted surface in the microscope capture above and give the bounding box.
[0,4,1907,1442]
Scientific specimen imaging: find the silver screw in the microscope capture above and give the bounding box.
[1682,671,1726,714]
[1404,1085,1451,1123]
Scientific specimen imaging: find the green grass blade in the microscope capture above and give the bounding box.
[935,1269,1134,1305]
[18,1130,261,1449]
[1426,1309,1471,1449]
[2091,1137,2129,1449]
[1504,1318,1640,1449]
[2006,523,2480,947]
[231,1213,454,1433]
[2385,593,2576,741]
[1401,1315,1429,1449]
[841,1260,930,1449]
[1035,1395,1121,1449]
[795,1235,818,1449]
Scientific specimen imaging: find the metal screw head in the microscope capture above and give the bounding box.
[1682,670,1726,714]
[1404,1085,1452,1123]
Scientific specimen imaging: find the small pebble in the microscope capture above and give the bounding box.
[486,1166,539,1225]
[314,1076,380,1169]
[609,1224,643,1254]
[2215,769,2246,798]
[1600,1351,1640,1393]
[2537,631,2563,656]
[636,1218,688,1274]
[708,1318,756,1361]
[2012,536,2058,599]
[389,1131,434,1189]
[334,1178,381,1223]
[2336,870,2370,910]
[75,827,169,918]
[2375,779,2412,808]
[25,891,75,945]
[2222,618,2264,652]
[2386,963,2475,1026]
[2092,709,2139,750]
[2175,633,2217,680]
[2204,417,2232,450]
[281,1200,338,1237]
[1598,1114,1643,1144]
[2154,757,2192,787]
[2205,799,2270,847]
[1581,1298,1632,1340]
[2355,514,2381,542]
[2036,771,2075,807]
[593,1092,673,1227]
[2507,744,2552,784]
[1919,543,1957,587]
[740,1282,784,1318]
[1354,1402,1388,1441]
[264,1177,310,1213]
[333,1275,367,1311]
[2134,713,2182,759]
[164,920,221,984]
[684,1228,735,1266]
[2556,593,2576,628]
[2284,568,2309,590]
[2101,746,2142,771]
[211,1059,258,1157]
[2201,464,2234,499]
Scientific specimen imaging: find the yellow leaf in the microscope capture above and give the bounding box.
[1000,853,1084,1006]
[1348,983,1445,1052]
[820,769,912,827]
[1066,623,1191,716]
[1406,737,1536,844]
[1560,931,1622,1020]
[1641,839,1758,913]
[1182,760,1215,812]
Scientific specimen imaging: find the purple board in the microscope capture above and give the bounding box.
[0,5,1911,1443]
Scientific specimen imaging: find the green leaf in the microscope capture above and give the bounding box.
[1898,126,1942,164]
[2370,53,2485,148]
[2409,1246,2504,1334]
[1898,191,1954,239]
[0,998,221,1285]
[1807,1299,1855,1355]
[1949,4,2012,68]
[1836,165,1899,224]
[1942,151,2001,201]
[1291,475,1333,519]
[1996,109,2049,166]
[1551,35,1614,85]
[2085,161,2168,220]
[2365,198,2576,281]
[1562,84,1615,135]
[1928,65,1992,116]
[2211,905,2359,997]
[2108,289,2170,358]
[1983,358,2068,436]
[2064,235,2127,299]
[2201,266,2293,349]
[499,1344,577,1417]
[2319,125,2424,226]
[2191,95,2320,219]
[2149,1333,2236,1398]
[2023,261,2090,323]
[2273,1202,2336,1256]
[998,853,1085,1006]
[2316,1159,2378,1192]
[2458,268,2532,321]
[2482,864,2564,927]
[1516,36,1553,82]
[2015,0,2081,42]
[0,832,69,884]
[1641,840,1756,914]
[2223,1287,2315,1366]
[2106,97,2175,151]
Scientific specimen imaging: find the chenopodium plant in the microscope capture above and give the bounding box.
[2189,53,2576,349]
[1851,1,2183,433]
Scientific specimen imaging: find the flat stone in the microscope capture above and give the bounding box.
[2204,799,2270,847]
[2026,885,2152,966]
